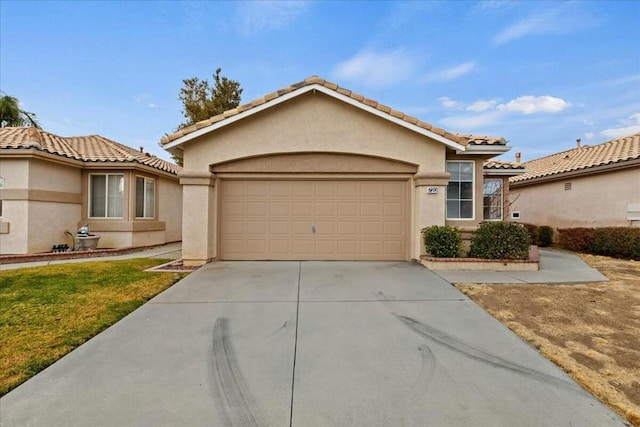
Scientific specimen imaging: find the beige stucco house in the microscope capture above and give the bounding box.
[0,127,182,254]
[161,76,522,265]
[509,133,640,228]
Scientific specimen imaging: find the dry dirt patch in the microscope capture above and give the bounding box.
[457,254,640,426]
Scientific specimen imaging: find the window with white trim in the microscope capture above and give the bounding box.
[483,178,503,220]
[135,176,155,219]
[90,174,124,218]
[446,161,474,219]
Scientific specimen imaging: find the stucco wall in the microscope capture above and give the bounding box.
[0,158,83,254]
[28,201,81,253]
[158,176,182,242]
[30,159,82,192]
[510,167,640,228]
[0,200,29,254]
[184,92,446,172]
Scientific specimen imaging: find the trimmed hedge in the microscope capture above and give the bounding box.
[520,223,538,245]
[422,226,463,258]
[537,226,554,247]
[592,227,640,260]
[557,228,595,253]
[469,222,531,260]
[557,227,640,260]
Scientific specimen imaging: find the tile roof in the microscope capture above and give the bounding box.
[457,134,507,146]
[510,132,640,184]
[0,127,180,175]
[483,159,526,171]
[160,76,508,148]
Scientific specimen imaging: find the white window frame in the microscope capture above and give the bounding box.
[446,160,475,221]
[135,176,156,219]
[483,178,503,221]
[88,173,125,219]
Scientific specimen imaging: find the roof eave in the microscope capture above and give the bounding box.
[457,145,511,155]
[510,157,640,187]
[483,168,526,176]
[161,83,467,152]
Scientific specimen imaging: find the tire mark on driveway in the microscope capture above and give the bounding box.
[211,317,268,427]
[394,314,580,391]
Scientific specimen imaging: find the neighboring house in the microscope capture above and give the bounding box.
[0,127,182,254]
[483,159,526,221]
[161,76,521,265]
[509,133,640,228]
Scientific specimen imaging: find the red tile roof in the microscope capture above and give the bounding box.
[160,76,508,148]
[484,159,526,171]
[510,132,640,184]
[0,127,180,175]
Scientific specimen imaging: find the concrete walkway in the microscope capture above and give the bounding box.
[0,261,625,426]
[435,248,609,284]
[0,242,182,271]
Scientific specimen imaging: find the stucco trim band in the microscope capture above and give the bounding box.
[413,172,451,187]
[0,189,82,204]
[211,152,418,174]
[179,172,217,186]
[83,220,167,232]
[215,173,414,181]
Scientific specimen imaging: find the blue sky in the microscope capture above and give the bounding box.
[1,0,639,162]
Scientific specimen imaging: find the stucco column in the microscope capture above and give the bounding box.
[413,172,450,258]
[180,172,217,266]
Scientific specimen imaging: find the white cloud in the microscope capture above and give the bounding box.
[423,62,475,83]
[439,111,503,130]
[333,49,415,87]
[475,0,517,13]
[584,132,594,140]
[601,113,640,139]
[606,74,640,86]
[237,1,310,36]
[493,3,598,45]
[438,97,462,109]
[497,95,569,114]
[466,99,497,112]
[134,94,157,109]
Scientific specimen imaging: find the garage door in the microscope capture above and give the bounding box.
[219,180,408,260]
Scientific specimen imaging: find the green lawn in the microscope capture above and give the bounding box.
[0,258,187,396]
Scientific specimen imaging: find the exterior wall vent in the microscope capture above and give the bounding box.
[564,182,572,191]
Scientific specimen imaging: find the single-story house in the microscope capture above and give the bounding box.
[509,132,640,228]
[161,76,523,265]
[0,127,182,254]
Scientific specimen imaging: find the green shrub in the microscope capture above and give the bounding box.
[557,228,595,252]
[422,226,463,258]
[592,227,640,260]
[537,226,554,247]
[469,222,531,260]
[519,223,538,245]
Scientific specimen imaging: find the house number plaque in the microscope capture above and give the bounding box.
[427,187,439,194]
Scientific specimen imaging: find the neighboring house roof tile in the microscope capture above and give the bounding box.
[160,76,508,148]
[510,132,640,184]
[0,127,180,175]
[484,159,526,171]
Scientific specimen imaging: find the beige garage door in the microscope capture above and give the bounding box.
[219,180,408,260]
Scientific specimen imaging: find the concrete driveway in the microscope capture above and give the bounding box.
[1,262,625,426]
